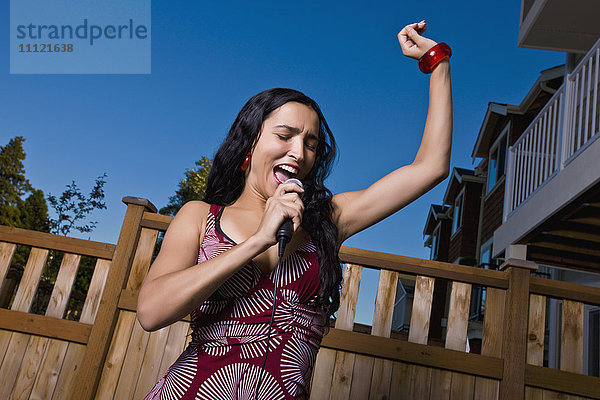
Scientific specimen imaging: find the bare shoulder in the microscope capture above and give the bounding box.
[143,200,210,285]
[174,200,210,223]
[159,200,211,256]
[177,199,210,214]
[171,200,210,243]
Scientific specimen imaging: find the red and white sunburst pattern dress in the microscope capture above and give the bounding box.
[144,204,329,400]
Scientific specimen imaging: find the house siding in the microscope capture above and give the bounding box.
[435,219,452,262]
[448,181,482,263]
[481,179,505,245]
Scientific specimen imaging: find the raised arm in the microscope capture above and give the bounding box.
[332,21,453,244]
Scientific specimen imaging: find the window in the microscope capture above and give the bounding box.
[487,123,509,194]
[480,238,492,269]
[477,238,494,318]
[451,189,464,236]
[430,223,440,260]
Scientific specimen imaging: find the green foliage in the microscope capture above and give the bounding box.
[0,137,49,267]
[152,157,212,261]
[22,189,50,233]
[47,173,107,236]
[159,157,212,216]
[0,136,32,227]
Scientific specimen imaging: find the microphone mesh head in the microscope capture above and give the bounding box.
[284,178,303,189]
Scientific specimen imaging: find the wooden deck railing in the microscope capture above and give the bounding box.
[504,36,600,221]
[0,196,599,399]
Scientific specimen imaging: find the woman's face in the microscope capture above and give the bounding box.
[247,101,320,198]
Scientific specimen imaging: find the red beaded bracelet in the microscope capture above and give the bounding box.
[418,42,452,74]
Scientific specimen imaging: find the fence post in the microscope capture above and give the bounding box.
[498,254,538,400]
[72,196,157,400]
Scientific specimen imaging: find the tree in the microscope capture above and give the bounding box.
[22,189,50,233]
[0,136,32,227]
[0,136,50,232]
[44,174,108,319]
[47,173,108,236]
[152,157,212,261]
[0,137,48,268]
[159,157,212,216]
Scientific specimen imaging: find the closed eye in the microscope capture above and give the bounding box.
[276,134,290,141]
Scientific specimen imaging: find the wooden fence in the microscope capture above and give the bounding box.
[0,196,599,399]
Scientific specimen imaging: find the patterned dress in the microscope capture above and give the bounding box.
[144,204,329,400]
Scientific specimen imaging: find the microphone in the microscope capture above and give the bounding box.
[256,177,303,398]
[276,178,303,258]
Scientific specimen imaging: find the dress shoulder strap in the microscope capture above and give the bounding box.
[198,204,227,264]
[208,203,222,217]
[204,203,223,236]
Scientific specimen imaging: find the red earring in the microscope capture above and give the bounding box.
[240,153,251,171]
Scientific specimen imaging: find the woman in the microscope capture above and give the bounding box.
[138,20,452,399]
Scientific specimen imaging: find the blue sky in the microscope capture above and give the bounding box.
[2,1,565,324]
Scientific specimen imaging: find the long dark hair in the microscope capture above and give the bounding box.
[203,88,341,318]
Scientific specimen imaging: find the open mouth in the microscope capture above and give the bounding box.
[273,164,299,184]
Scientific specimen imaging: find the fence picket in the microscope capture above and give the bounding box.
[446,282,474,399]
[0,242,16,282]
[0,243,18,368]
[331,263,362,400]
[407,276,435,399]
[134,325,171,398]
[561,300,585,400]
[157,321,191,379]
[389,362,411,399]
[474,287,505,399]
[13,253,81,399]
[349,355,374,399]
[368,270,398,399]
[94,311,136,399]
[311,348,337,399]
[0,247,48,399]
[52,258,110,400]
[113,316,151,399]
[525,294,545,400]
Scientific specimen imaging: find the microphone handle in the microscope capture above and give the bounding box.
[276,218,293,258]
[275,178,302,258]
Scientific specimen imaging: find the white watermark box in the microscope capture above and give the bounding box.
[10,0,151,74]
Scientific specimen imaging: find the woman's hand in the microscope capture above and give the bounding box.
[397,20,437,60]
[253,181,305,247]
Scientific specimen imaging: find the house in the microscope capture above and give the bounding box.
[498,0,600,374]
[419,0,600,376]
